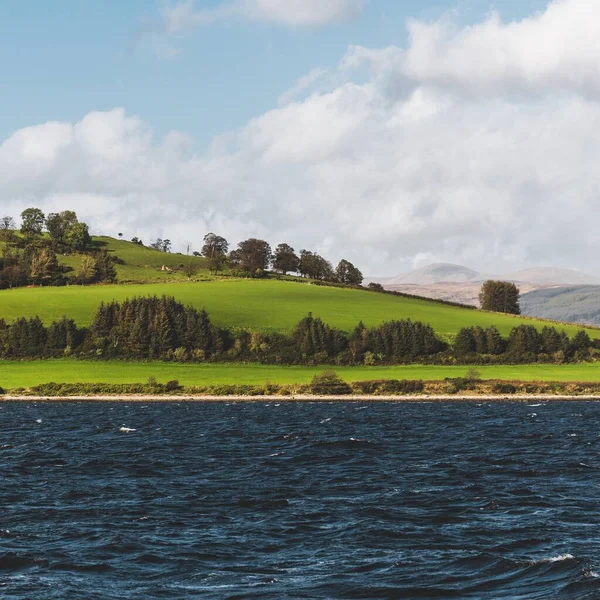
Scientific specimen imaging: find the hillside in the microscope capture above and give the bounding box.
[79,237,211,281]
[386,263,482,285]
[521,286,600,326]
[0,278,597,340]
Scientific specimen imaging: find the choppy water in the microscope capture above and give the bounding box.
[2,401,600,598]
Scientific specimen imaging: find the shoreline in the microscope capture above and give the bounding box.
[3,394,600,402]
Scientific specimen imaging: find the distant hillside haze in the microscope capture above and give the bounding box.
[377,263,599,287]
[501,267,600,285]
[366,263,600,312]
[386,263,481,285]
[520,286,600,326]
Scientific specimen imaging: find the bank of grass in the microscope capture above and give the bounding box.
[3,360,600,390]
[1,278,598,341]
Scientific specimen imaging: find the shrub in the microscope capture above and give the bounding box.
[492,382,517,394]
[310,370,352,395]
[165,380,181,392]
[0,386,4,395]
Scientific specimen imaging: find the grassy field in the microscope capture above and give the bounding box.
[0,278,598,339]
[84,237,211,282]
[2,360,600,389]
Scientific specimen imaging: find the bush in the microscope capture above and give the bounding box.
[165,380,181,392]
[0,386,4,395]
[492,382,517,394]
[351,379,424,395]
[310,370,352,395]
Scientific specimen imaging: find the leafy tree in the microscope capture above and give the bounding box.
[229,238,271,276]
[45,210,78,243]
[20,208,45,236]
[479,280,520,314]
[63,221,91,251]
[298,250,335,280]
[273,243,299,275]
[336,259,363,285]
[368,282,384,292]
[201,233,229,275]
[77,255,98,284]
[1,216,14,230]
[131,237,144,246]
[28,247,60,285]
[182,261,198,279]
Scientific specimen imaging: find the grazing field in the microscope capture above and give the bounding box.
[3,360,600,389]
[0,278,598,339]
[82,237,211,282]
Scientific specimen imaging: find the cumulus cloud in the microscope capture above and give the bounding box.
[162,0,364,32]
[4,0,600,275]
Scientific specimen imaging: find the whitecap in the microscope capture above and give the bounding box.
[533,553,575,564]
[119,427,136,433]
[35,419,42,424]
[320,418,332,424]
[568,434,578,437]
[528,404,542,407]
[530,413,538,418]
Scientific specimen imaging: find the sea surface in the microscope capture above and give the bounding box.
[2,400,600,599]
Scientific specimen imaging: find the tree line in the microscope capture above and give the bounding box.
[197,233,364,284]
[0,295,595,365]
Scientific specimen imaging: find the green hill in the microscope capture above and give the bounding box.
[0,277,597,340]
[74,236,211,282]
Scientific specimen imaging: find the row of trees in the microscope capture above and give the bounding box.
[3,208,92,251]
[0,295,595,365]
[454,325,593,363]
[198,233,363,284]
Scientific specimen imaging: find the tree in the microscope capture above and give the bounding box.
[0,216,16,242]
[273,243,299,275]
[94,250,117,282]
[229,238,271,276]
[182,261,198,280]
[63,222,91,251]
[479,280,520,314]
[20,208,45,236]
[28,247,60,285]
[131,237,144,246]
[368,282,384,292]
[201,233,229,275]
[77,255,98,284]
[161,239,171,253]
[298,250,335,280]
[0,216,15,231]
[336,259,363,285]
[45,210,78,243]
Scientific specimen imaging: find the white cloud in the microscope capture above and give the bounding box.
[162,0,363,32]
[4,0,600,276]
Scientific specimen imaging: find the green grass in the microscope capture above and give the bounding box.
[2,361,600,389]
[86,237,211,282]
[0,278,598,340]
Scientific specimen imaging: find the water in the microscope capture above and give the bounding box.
[2,400,600,599]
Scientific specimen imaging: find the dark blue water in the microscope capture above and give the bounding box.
[2,401,600,599]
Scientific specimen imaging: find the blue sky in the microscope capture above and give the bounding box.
[2,0,598,276]
[0,0,546,147]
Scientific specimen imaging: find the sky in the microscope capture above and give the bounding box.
[1,0,596,276]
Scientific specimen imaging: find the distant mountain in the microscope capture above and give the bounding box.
[500,267,600,286]
[520,286,600,326]
[387,263,481,285]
